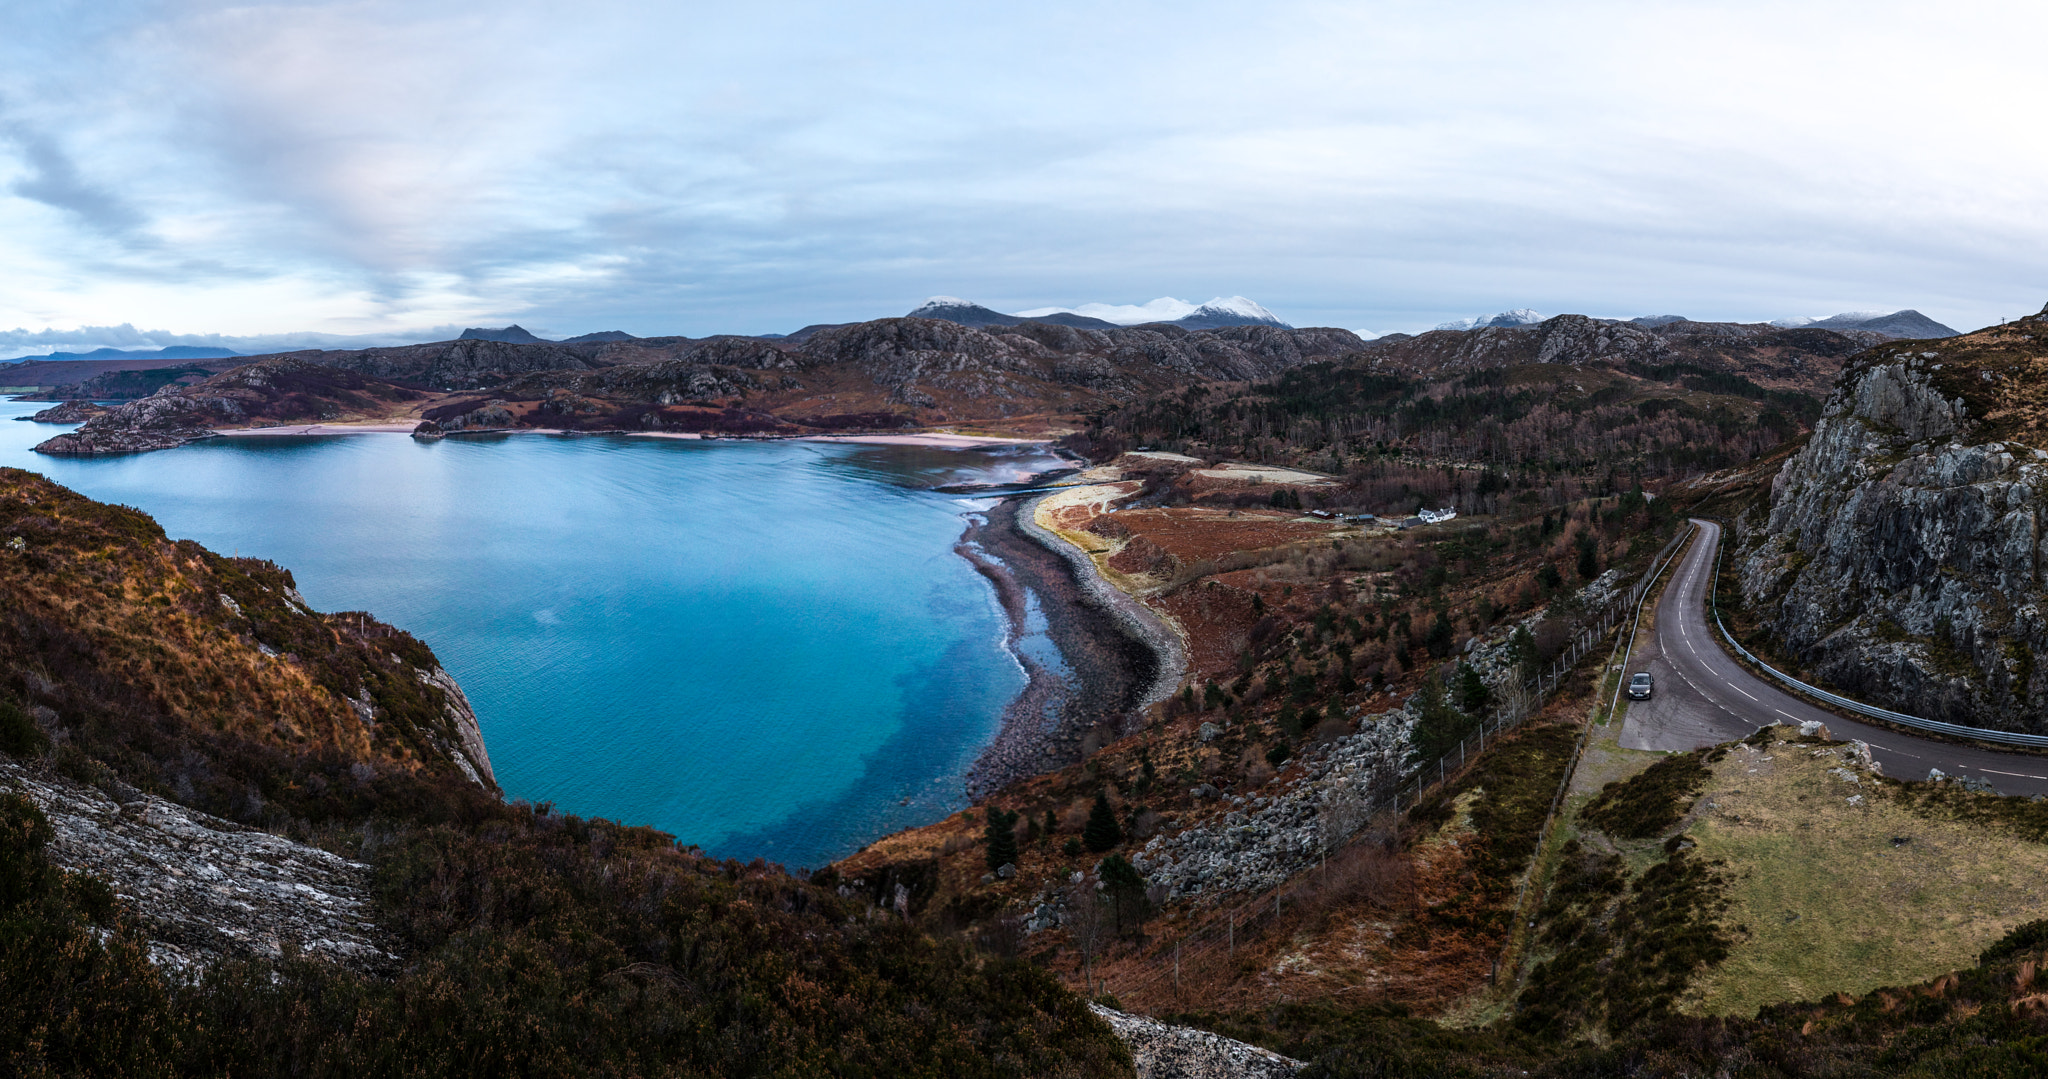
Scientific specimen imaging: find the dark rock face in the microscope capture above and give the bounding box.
[1736,317,2048,731]
[458,324,548,344]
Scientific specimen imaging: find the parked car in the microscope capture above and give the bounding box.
[1627,672,1654,700]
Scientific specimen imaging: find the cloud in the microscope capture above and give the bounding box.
[0,0,2044,339]
[1,120,146,238]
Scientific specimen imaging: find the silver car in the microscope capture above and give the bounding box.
[1627,672,1654,700]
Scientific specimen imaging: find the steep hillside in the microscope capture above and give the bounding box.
[36,358,432,454]
[1730,301,2048,733]
[0,468,493,806]
[0,475,1134,1077]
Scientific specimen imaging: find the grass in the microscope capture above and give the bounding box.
[1683,734,2048,1017]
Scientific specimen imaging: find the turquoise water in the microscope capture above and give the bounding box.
[0,402,1047,868]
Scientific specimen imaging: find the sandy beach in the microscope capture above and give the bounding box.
[214,423,426,437]
[210,425,1030,447]
[804,432,1049,448]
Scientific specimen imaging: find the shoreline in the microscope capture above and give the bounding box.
[209,424,1044,449]
[961,492,1187,799]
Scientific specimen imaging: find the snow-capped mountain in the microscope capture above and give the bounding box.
[1434,308,1544,332]
[1014,296,1290,330]
[911,295,1291,331]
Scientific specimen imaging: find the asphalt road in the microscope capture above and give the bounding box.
[1616,518,2048,797]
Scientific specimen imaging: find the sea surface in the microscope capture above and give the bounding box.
[0,401,1062,868]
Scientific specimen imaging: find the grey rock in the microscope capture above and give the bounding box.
[1737,346,2048,733]
[1089,1004,1303,1078]
[1,755,395,975]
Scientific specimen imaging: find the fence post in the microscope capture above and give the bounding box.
[1175,943,1181,997]
[1229,915,1234,957]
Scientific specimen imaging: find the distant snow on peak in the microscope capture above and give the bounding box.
[910,296,977,313]
[1016,297,1198,324]
[1015,295,1289,329]
[1435,308,1544,332]
[1769,316,1818,328]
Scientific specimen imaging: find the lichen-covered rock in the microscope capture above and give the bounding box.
[1737,304,2048,732]
[1,754,396,975]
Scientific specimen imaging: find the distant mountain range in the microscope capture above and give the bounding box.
[908,295,1292,331]
[1767,310,1959,338]
[13,345,243,363]
[458,325,638,345]
[1431,308,1958,339]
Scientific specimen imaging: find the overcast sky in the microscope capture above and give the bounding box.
[3,0,2044,352]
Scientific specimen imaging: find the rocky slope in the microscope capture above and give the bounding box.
[35,357,432,455]
[1357,314,1886,397]
[1733,302,2048,732]
[2,753,395,975]
[0,467,495,800]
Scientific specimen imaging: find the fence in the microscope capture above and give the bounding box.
[1084,521,1698,1011]
[1705,522,2048,750]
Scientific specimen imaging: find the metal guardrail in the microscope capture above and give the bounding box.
[1705,521,2048,749]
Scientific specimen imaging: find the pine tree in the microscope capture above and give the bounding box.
[1083,790,1122,852]
[1098,853,1150,935]
[984,808,1019,871]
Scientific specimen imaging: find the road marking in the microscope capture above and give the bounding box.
[1729,683,1758,701]
[1776,709,1798,720]
[1981,768,2048,781]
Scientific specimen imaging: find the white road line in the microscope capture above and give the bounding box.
[1981,768,2048,780]
[1729,683,1758,701]
[1776,709,1798,719]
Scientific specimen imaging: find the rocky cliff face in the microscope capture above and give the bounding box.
[1735,304,2048,731]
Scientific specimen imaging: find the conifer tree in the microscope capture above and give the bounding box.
[1083,790,1122,852]
[984,808,1019,871]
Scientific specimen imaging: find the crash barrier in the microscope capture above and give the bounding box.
[1703,521,2048,750]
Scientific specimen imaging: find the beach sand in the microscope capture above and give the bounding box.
[804,432,1049,448]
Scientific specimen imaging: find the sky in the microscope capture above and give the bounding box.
[2,0,2045,355]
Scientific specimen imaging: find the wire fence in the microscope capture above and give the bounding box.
[1078,523,1698,1011]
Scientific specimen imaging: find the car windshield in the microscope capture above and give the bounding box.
[1631,674,1651,685]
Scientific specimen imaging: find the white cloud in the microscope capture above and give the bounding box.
[0,0,2043,339]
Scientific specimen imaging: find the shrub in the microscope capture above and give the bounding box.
[1579,748,1720,839]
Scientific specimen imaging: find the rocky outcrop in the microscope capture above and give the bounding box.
[1131,710,1413,901]
[1089,1005,1303,1078]
[24,399,109,423]
[1736,306,2048,732]
[1,754,396,975]
[419,664,496,788]
[34,357,428,455]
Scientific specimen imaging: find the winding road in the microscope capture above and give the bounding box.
[1617,518,2048,797]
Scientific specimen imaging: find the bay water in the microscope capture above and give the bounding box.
[0,400,1054,868]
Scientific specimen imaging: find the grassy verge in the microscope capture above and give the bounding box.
[1686,733,2048,1016]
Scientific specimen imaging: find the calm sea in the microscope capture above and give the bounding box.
[0,400,1054,868]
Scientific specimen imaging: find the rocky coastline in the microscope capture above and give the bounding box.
[962,492,1188,799]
